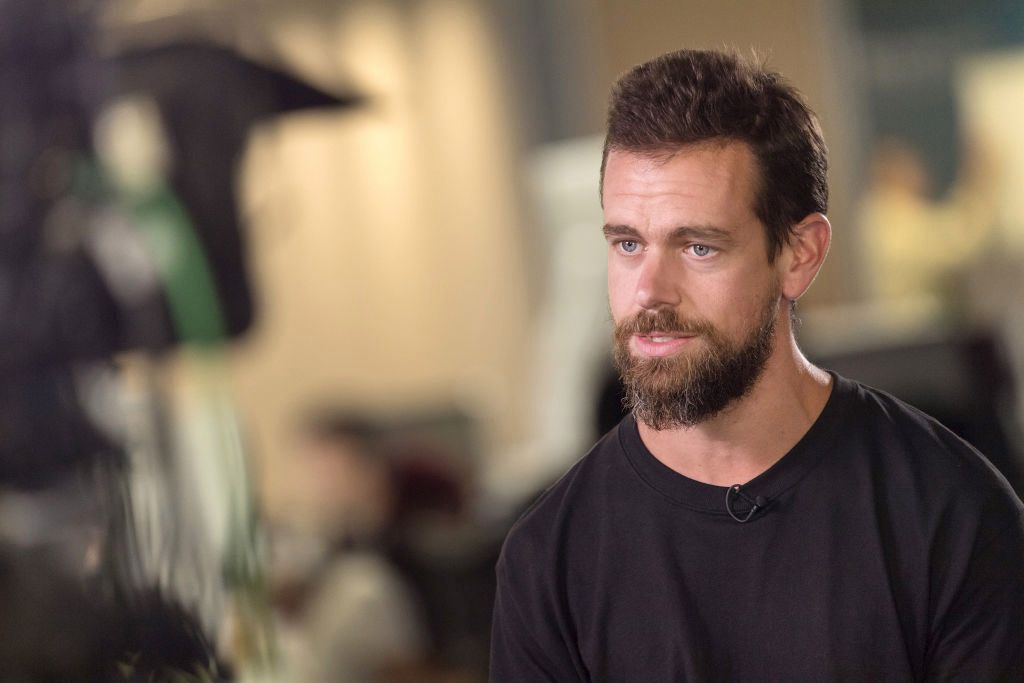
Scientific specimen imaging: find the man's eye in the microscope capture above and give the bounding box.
[690,244,714,257]
[619,240,639,254]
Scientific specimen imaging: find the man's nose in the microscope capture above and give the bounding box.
[635,250,682,310]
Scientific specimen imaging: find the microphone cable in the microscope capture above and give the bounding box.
[725,484,768,523]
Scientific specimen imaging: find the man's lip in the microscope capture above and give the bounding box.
[637,332,689,339]
[630,333,695,357]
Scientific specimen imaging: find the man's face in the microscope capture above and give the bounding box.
[602,142,784,429]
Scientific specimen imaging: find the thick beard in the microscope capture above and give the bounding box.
[613,288,780,430]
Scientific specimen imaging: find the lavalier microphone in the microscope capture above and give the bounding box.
[725,484,768,523]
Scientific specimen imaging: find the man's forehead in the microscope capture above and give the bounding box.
[602,141,759,208]
[608,138,744,166]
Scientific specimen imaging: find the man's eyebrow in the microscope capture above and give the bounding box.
[602,224,735,243]
[667,225,735,243]
[602,224,641,239]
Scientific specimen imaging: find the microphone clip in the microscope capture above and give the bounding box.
[725,484,767,523]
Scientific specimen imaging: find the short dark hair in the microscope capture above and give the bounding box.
[601,49,828,261]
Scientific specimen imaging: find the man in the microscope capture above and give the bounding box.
[490,49,1024,682]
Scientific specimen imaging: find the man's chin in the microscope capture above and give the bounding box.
[625,367,697,397]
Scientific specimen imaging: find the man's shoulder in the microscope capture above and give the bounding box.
[831,372,1022,519]
[838,373,994,466]
[498,422,628,570]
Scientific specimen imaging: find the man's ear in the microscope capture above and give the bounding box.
[778,212,831,301]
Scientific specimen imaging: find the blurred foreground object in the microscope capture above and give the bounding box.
[0,0,360,677]
[104,40,359,341]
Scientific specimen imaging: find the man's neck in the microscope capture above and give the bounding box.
[636,336,833,486]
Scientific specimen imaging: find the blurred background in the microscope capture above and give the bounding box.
[3,0,1024,680]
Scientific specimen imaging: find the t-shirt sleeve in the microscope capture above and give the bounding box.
[924,508,1024,681]
[489,545,585,682]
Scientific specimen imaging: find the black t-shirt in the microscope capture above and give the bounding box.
[490,373,1024,682]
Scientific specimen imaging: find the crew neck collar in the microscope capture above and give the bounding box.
[619,371,849,516]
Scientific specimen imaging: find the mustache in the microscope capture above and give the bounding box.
[615,308,717,337]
